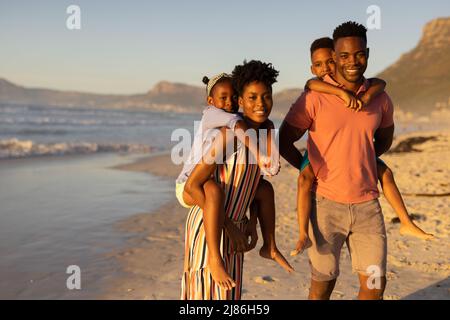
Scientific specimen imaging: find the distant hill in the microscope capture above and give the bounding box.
[1,17,448,115]
[0,78,205,113]
[377,17,450,114]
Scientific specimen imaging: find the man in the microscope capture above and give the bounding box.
[280,21,394,300]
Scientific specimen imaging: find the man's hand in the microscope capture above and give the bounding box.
[290,234,312,256]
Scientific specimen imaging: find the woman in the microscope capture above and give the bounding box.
[181,60,281,300]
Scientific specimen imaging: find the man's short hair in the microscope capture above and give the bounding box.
[332,21,367,44]
[310,37,334,56]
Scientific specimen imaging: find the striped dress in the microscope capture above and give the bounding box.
[181,144,261,300]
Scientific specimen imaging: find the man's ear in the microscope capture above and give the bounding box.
[332,50,337,62]
[207,96,214,106]
[366,47,370,60]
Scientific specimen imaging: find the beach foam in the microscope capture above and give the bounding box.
[0,138,153,159]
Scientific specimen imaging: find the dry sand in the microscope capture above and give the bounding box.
[102,130,450,300]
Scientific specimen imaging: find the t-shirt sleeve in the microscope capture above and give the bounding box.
[202,107,242,131]
[379,94,394,128]
[284,91,316,130]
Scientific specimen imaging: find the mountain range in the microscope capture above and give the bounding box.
[1,17,448,116]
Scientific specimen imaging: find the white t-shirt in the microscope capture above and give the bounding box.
[176,106,241,184]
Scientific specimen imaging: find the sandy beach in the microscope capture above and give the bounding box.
[103,128,450,300]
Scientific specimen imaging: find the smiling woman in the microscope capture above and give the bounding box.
[181,60,284,300]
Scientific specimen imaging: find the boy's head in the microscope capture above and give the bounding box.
[231,60,279,125]
[332,21,369,83]
[310,37,335,79]
[203,73,235,112]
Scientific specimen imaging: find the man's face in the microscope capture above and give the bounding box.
[333,37,368,83]
[310,48,336,78]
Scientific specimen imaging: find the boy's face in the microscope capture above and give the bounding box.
[238,81,273,125]
[310,48,336,78]
[207,80,235,112]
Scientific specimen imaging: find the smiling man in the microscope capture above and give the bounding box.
[279,21,395,300]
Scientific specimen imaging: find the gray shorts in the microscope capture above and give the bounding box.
[308,194,387,282]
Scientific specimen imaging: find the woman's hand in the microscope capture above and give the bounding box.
[224,218,249,253]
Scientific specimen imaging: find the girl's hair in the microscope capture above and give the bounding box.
[202,73,232,97]
[231,60,279,97]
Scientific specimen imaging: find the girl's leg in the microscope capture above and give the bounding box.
[292,165,314,255]
[184,179,236,289]
[253,178,294,273]
[377,162,434,240]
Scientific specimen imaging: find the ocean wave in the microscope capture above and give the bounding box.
[0,138,153,159]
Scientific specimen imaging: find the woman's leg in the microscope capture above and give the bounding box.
[184,178,236,290]
[377,162,434,240]
[253,178,294,273]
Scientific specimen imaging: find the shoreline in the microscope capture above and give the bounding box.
[103,129,450,300]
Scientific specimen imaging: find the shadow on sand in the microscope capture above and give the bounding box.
[402,277,450,300]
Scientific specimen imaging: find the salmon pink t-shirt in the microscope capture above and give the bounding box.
[285,76,394,204]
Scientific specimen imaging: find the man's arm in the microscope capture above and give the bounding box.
[374,124,394,157]
[279,120,307,170]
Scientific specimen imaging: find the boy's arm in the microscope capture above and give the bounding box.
[361,78,386,105]
[306,78,359,110]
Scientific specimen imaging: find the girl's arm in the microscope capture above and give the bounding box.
[234,120,272,175]
[184,128,228,206]
[306,78,360,110]
[361,78,386,105]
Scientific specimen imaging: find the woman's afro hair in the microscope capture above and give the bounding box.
[231,60,279,96]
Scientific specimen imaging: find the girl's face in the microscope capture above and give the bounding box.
[238,81,272,126]
[207,80,235,112]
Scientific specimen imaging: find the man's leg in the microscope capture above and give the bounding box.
[309,279,337,300]
[347,198,388,300]
[358,274,386,300]
[307,194,349,300]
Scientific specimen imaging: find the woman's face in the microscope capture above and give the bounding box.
[238,81,272,126]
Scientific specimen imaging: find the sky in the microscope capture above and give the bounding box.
[1,0,449,94]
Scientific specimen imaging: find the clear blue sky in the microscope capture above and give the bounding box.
[1,0,449,94]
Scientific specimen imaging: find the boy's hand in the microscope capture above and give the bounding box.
[339,90,359,111]
[225,220,249,252]
[290,234,312,256]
